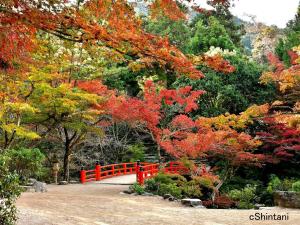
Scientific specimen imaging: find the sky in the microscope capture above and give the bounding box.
[196,0,299,28]
[230,0,299,28]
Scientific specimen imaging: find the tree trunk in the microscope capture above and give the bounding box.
[157,145,162,165]
[63,144,71,182]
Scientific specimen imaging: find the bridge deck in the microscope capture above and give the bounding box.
[93,174,136,185]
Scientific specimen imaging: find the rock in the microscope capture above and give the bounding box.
[274,191,300,209]
[27,178,37,186]
[193,205,206,209]
[259,207,277,210]
[123,189,134,194]
[32,181,47,192]
[142,192,154,196]
[168,196,176,201]
[163,194,173,199]
[59,181,68,185]
[69,180,79,184]
[254,203,265,210]
[181,198,203,207]
[20,185,34,192]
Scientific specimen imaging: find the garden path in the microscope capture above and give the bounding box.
[17,175,300,225]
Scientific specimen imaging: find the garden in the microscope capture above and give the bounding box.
[0,0,300,224]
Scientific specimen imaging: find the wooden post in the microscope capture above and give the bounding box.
[80,167,86,184]
[136,160,140,183]
[139,167,144,185]
[112,165,115,176]
[124,163,127,175]
[95,161,101,181]
[150,165,153,177]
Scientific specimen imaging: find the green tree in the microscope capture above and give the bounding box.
[144,16,191,52]
[276,3,300,65]
[188,16,236,55]
[173,53,276,117]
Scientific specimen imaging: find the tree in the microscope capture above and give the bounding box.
[188,16,236,55]
[173,52,276,117]
[144,16,191,53]
[0,0,210,79]
[108,80,205,162]
[190,5,245,48]
[275,2,300,66]
[0,71,40,151]
[252,26,282,63]
[255,47,300,177]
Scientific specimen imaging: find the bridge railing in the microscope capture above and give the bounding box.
[80,161,189,185]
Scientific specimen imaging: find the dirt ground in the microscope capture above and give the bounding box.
[17,175,300,225]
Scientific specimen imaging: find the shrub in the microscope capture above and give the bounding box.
[214,195,236,209]
[189,176,215,200]
[267,175,295,193]
[145,178,159,193]
[6,147,45,182]
[229,185,256,209]
[130,183,145,195]
[266,175,281,193]
[167,173,187,186]
[154,173,174,185]
[0,155,21,225]
[292,181,300,192]
[181,180,202,198]
[158,183,182,199]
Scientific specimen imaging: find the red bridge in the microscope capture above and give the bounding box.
[80,161,188,185]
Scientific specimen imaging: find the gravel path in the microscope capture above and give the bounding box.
[17,175,300,225]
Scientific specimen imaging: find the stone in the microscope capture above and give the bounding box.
[27,178,37,186]
[141,192,154,196]
[69,180,79,184]
[163,194,173,199]
[193,205,206,209]
[33,181,47,192]
[59,181,68,185]
[20,185,34,192]
[181,198,203,207]
[274,191,300,209]
[254,203,265,210]
[123,189,134,194]
[168,196,176,201]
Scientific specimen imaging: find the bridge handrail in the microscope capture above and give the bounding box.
[80,161,189,185]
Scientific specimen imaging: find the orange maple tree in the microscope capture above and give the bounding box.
[0,0,235,77]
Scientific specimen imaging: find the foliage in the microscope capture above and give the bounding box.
[181,180,203,198]
[174,54,275,117]
[5,148,45,182]
[256,118,300,164]
[0,155,21,225]
[252,26,282,63]
[292,181,300,192]
[276,3,300,66]
[145,172,217,199]
[130,183,145,195]
[158,183,182,198]
[144,178,159,193]
[267,175,295,193]
[123,143,145,162]
[144,16,191,52]
[153,173,175,185]
[260,53,300,94]
[188,16,235,55]
[229,185,257,209]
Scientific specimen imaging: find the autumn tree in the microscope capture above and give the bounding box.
[276,2,300,66]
